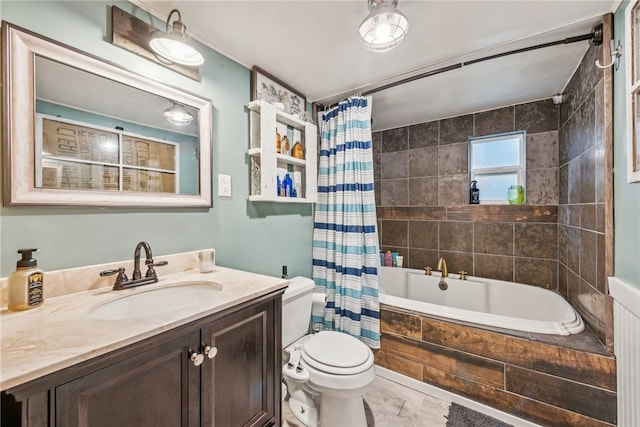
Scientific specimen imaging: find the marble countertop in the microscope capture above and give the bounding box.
[0,266,288,391]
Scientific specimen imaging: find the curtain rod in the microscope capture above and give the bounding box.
[361,24,603,97]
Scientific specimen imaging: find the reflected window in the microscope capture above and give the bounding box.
[36,115,179,193]
[469,131,526,204]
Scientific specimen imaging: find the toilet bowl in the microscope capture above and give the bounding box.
[283,327,375,426]
[282,277,376,427]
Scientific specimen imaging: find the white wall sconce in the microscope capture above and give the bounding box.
[149,9,204,66]
[358,0,409,52]
[111,6,201,80]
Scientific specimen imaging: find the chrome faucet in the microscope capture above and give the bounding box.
[100,241,168,290]
[436,257,448,278]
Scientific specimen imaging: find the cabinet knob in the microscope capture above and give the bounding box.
[190,351,205,366]
[204,345,218,359]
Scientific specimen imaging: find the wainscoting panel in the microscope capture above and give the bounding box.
[610,276,640,427]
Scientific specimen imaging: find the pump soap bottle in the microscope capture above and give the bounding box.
[8,249,45,311]
[469,180,480,204]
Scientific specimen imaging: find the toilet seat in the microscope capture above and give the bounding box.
[301,331,374,375]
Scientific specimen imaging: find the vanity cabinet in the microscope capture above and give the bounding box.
[201,296,279,426]
[1,292,282,427]
[55,329,201,426]
[247,100,317,203]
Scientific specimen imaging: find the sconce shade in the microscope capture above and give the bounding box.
[149,9,204,66]
[163,103,194,125]
[358,0,409,52]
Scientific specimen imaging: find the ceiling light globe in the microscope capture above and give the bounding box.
[163,104,194,125]
[358,5,408,52]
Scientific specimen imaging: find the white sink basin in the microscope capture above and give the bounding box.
[88,282,223,320]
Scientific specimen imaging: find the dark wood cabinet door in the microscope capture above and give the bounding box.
[55,330,201,427]
[201,298,280,427]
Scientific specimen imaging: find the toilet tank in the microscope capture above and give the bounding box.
[282,276,315,348]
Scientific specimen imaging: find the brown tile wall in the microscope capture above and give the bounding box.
[558,42,609,344]
[375,99,560,290]
[372,16,614,427]
[376,307,617,427]
[375,42,610,343]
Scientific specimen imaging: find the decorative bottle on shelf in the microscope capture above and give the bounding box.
[469,180,480,204]
[293,171,302,198]
[283,173,293,197]
[281,91,291,114]
[292,141,304,159]
[282,135,290,156]
[276,131,281,154]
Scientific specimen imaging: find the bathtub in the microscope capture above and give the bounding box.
[378,266,584,336]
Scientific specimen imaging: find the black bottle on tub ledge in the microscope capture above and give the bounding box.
[469,181,480,204]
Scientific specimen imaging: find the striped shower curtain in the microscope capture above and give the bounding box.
[311,96,380,349]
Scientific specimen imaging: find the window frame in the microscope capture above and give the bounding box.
[625,0,640,182]
[468,130,526,204]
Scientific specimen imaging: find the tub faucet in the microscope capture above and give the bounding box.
[436,257,448,278]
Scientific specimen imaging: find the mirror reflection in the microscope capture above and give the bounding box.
[34,57,199,195]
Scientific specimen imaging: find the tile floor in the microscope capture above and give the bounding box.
[283,375,451,427]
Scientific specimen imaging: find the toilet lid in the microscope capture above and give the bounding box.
[302,331,371,369]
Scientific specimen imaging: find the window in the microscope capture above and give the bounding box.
[468,131,526,204]
[625,0,640,182]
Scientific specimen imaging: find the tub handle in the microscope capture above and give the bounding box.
[458,271,468,280]
[424,266,432,275]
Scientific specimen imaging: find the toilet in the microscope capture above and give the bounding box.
[282,277,376,427]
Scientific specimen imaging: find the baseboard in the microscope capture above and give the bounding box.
[374,365,541,427]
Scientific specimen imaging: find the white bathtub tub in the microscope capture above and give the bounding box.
[379,266,584,336]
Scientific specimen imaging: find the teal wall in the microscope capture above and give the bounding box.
[0,1,313,278]
[613,3,640,288]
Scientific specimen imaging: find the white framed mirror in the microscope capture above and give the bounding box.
[2,22,213,207]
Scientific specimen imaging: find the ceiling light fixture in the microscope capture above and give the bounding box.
[149,9,204,67]
[358,0,409,53]
[163,103,193,125]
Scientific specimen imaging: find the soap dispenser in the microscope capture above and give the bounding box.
[469,180,480,204]
[8,248,45,311]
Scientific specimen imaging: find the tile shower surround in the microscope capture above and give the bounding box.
[375,98,562,290]
[373,31,614,426]
[375,56,609,343]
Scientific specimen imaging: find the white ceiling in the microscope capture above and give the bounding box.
[132,0,618,131]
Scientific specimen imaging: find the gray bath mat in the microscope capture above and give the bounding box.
[446,402,513,427]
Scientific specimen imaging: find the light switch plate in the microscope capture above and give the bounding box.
[218,174,231,197]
